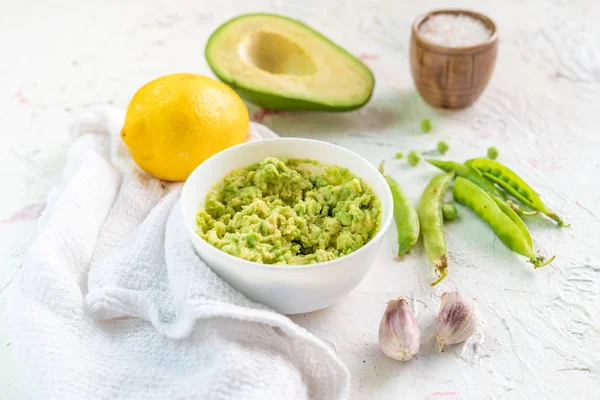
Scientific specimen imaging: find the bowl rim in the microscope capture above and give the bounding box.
[180,137,394,271]
[412,8,499,54]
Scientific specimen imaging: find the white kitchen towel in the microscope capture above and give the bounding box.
[7,106,350,400]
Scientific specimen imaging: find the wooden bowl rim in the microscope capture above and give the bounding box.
[412,9,498,54]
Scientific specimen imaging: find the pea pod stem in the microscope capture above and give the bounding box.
[533,255,556,268]
[430,269,448,286]
[379,162,420,256]
[453,177,555,269]
[417,171,455,286]
[465,158,569,227]
[506,200,538,216]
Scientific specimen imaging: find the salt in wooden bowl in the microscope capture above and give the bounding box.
[410,9,498,109]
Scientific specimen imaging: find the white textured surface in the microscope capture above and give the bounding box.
[1,0,599,399]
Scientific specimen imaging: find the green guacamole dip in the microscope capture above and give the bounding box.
[196,157,382,265]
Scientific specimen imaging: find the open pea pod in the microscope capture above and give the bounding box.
[465,158,569,227]
[427,159,537,216]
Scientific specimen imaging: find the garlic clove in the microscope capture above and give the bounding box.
[436,292,480,346]
[379,296,421,361]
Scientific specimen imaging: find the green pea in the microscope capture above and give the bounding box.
[442,204,458,220]
[501,175,510,183]
[437,141,450,154]
[417,172,455,286]
[490,168,502,177]
[407,151,421,166]
[518,188,530,198]
[487,146,499,160]
[509,181,520,190]
[421,118,432,133]
[480,165,491,173]
[453,177,555,268]
[394,152,404,159]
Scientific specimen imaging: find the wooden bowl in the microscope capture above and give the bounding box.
[410,9,498,109]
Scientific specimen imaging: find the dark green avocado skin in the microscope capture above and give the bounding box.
[229,83,374,112]
[205,13,375,112]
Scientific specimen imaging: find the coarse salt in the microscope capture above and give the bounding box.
[418,13,491,47]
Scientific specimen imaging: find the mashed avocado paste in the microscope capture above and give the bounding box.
[196,157,382,264]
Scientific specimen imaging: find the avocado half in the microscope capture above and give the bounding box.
[205,14,375,112]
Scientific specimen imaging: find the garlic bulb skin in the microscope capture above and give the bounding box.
[379,297,421,361]
[436,292,480,346]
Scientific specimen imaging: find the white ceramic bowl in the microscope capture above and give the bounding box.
[181,138,393,314]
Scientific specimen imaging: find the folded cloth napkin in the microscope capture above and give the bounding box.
[8,106,349,400]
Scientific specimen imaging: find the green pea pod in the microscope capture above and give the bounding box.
[453,177,555,268]
[465,158,569,227]
[426,159,506,200]
[378,162,420,256]
[417,171,455,286]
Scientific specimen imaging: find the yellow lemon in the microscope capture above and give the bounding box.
[121,73,249,181]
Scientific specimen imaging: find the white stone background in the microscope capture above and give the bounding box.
[1,0,599,399]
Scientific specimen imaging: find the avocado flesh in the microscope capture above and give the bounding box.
[205,14,375,111]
